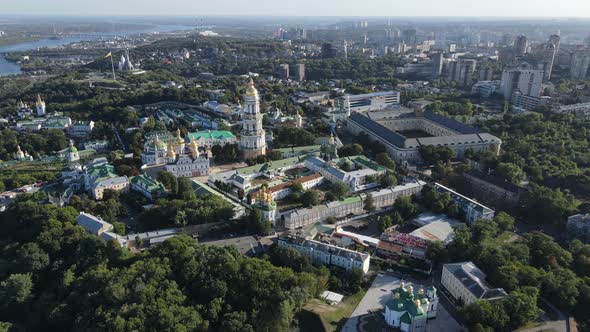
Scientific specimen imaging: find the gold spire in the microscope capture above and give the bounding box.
[245,78,258,96]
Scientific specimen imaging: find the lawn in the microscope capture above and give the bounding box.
[301,289,367,332]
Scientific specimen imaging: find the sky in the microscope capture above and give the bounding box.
[3,0,590,17]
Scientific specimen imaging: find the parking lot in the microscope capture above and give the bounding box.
[341,273,463,332]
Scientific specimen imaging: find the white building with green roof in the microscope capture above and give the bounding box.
[83,159,129,200]
[130,174,167,200]
[187,130,237,148]
[384,282,438,332]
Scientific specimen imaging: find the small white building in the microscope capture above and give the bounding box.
[441,262,507,305]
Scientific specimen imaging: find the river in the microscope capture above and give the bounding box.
[0,24,194,76]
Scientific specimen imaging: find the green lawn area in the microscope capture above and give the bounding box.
[301,289,367,332]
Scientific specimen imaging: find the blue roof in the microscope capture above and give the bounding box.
[423,111,481,134]
[349,112,406,147]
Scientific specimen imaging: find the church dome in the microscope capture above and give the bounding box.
[245,78,258,96]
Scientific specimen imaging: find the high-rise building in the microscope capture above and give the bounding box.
[549,34,561,53]
[514,35,528,57]
[448,58,477,87]
[432,52,444,77]
[570,49,590,80]
[538,43,557,81]
[500,68,544,99]
[343,40,348,59]
[278,64,289,80]
[296,63,305,81]
[321,42,336,58]
[240,79,266,160]
[478,67,494,82]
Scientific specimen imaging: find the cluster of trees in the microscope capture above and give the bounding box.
[426,100,477,117]
[267,245,364,296]
[481,112,590,199]
[420,185,466,221]
[140,194,234,229]
[0,196,323,331]
[428,215,590,331]
[0,128,69,161]
[211,143,240,164]
[377,196,418,231]
[419,145,456,165]
[274,127,316,148]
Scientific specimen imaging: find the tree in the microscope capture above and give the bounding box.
[376,152,396,170]
[364,194,375,212]
[0,273,33,305]
[112,222,126,235]
[157,171,178,195]
[496,162,525,184]
[300,190,321,207]
[338,144,363,157]
[176,177,196,200]
[503,287,540,329]
[494,212,515,232]
[378,215,393,232]
[328,182,349,201]
[380,173,398,188]
[291,182,304,193]
[522,185,577,226]
[394,196,417,219]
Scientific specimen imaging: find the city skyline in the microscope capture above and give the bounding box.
[3,0,590,18]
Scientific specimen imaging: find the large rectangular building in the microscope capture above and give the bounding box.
[278,234,371,274]
[434,183,495,224]
[346,111,501,166]
[500,68,543,99]
[338,91,401,113]
[441,262,507,305]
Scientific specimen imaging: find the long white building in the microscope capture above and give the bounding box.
[337,91,401,113]
[278,234,371,274]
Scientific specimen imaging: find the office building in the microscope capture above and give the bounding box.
[511,91,550,112]
[500,68,543,99]
[448,58,476,87]
[514,35,528,57]
[570,49,590,80]
[296,63,305,81]
[478,67,493,82]
[442,262,508,305]
[471,81,500,98]
[278,64,289,80]
[549,34,561,54]
[337,91,401,113]
[432,52,444,77]
[537,43,557,81]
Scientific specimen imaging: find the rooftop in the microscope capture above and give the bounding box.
[444,262,508,300]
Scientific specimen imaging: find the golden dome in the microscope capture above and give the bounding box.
[190,137,199,157]
[245,78,258,96]
[175,129,185,145]
[167,143,176,158]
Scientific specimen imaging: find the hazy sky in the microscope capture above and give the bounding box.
[3,0,590,17]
